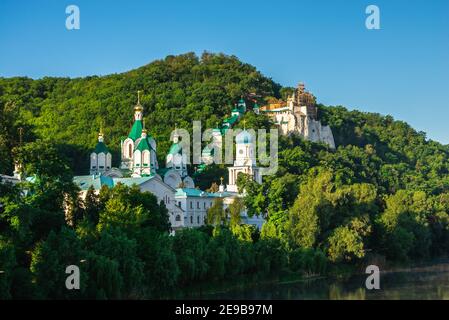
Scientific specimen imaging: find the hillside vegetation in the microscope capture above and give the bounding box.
[1,52,449,299]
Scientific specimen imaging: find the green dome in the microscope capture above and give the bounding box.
[94,141,109,154]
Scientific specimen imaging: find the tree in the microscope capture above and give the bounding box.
[229,197,244,229]
[92,227,144,298]
[83,186,100,225]
[207,198,225,227]
[0,240,16,299]
[172,229,208,285]
[97,184,170,234]
[327,226,365,263]
[30,227,86,299]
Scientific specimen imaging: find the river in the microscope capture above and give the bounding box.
[202,260,449,300]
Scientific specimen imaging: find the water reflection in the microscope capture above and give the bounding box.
[203,261,449,300]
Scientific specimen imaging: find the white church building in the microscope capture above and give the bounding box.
[73,93,265,231]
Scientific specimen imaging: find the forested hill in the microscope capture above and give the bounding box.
[1,53,449,298]
[0,51,448,195]
[0,52,281,174]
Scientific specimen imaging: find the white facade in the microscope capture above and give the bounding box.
[262,83,336,149]
[90,131,112,175]
[227,130,262,192]
[73,94,266,232]
[174,189,217,228]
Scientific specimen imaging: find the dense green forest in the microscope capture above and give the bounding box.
[1,52,449,299]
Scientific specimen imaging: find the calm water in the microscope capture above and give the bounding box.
[204,261,449,300]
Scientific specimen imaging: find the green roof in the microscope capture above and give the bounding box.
[136,136,155,152]
[73,175,114,191]
[175,188,220,198]
[196,164,207,173]
[202,146,214,156]
[73,175,154,191]
[223,114,239,125]
[128,120,143,140]
[113,176,154,187]
[168,142,181,155]
[94,141,109,154]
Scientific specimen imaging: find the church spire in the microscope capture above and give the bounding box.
[134,90,143,121]
[98,122,104,142]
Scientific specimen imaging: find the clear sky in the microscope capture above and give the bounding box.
[0,0,448,143]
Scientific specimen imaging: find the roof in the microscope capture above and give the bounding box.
[168,142,181,155]
[128,120,143,140]
[136,137,150,152]
[73,175,112,191]
[135,135,156,152]
[236,130,254,144]
[202,145,214,156]
[94,141,109,154]
[0,174,20,185]
[73,175,154,191]
[196,164,207,173]
[175,188,220,198]
[223,114,239,125]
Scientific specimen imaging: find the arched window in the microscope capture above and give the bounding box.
[128,143,132,158]
[142,150,150,166]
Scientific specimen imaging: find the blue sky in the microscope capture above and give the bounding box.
[0,0,448,143]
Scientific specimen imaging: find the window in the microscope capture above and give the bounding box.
[197,202,200,209]
[197,216,200,224]
[204,202,206,209]
[190,202,193,209]
[178,201,182,207]
[128,144,132,158]
[190,216,193,224]
[175,215,181,222]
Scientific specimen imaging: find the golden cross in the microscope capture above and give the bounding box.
[100,119,105,135]
[18,127,24,145]
[137,90,142,104]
